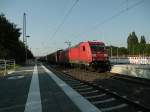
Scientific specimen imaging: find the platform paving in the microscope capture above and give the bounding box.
[0,64,101,112]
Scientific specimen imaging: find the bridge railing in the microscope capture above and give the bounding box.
[0,59,15,76]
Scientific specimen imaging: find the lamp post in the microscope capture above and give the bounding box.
[23,12,31,64]
[111,46,112,58]
[25,35,30,63]
[23,13,26,43]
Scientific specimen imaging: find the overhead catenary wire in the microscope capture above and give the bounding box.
[70,0,144,42]
[42,0,79,55]
[45,0,144,55]
[51,0,79,39]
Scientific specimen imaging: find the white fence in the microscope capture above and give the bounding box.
[0,59,15,76]
[128,57,150,64]
[110,56,150,65]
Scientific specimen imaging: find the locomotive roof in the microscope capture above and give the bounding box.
[48,41,105,56]
[71,41,105,48]
[88,41,104,44]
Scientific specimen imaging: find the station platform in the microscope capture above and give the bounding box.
[0,64,101,112]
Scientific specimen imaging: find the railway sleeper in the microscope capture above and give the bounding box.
[76,87,94,91]
[48,66,150,112]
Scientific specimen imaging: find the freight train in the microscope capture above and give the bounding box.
[47,41,111,72]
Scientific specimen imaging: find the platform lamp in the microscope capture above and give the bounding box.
[25,35,30,64]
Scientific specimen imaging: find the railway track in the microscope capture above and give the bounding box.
[47,65,150,112]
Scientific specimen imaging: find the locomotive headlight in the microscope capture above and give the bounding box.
[104,54,108,57]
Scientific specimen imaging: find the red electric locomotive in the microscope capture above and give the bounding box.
[69,41,110,71]
[57,41,111,71]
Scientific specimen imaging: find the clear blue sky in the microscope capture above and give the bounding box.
[0,0,150,56]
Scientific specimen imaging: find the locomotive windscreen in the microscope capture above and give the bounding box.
[90,44,105,52]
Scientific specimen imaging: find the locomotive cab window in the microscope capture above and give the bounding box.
[83,46,85,51]
[90,44,105,52]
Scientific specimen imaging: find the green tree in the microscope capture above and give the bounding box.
[118,47,128,56]
[106,46,128,57]
[127,34,132,49]
[140,36,146,44]
[127,33,132,54]
[131,32,138,44]
[0,14,34,63]
[145,44,150,56]
[127,32,139,55]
